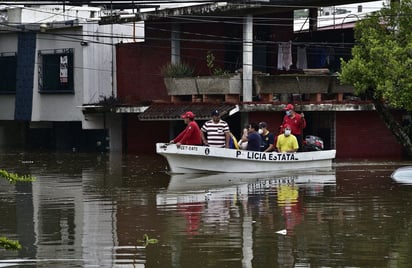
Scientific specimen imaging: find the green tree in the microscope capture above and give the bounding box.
[340,0,412,158]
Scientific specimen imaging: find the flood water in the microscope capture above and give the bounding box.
[1,151,412,268]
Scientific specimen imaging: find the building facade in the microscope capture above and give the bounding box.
[0,5,142,152]
[0,1,406,159]
[113,1,404,159]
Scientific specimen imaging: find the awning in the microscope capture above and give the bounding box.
[138,103,238,121]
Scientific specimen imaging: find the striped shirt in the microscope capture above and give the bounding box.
[201,119,230,147]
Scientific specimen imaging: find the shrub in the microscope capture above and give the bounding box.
[161,62,194,78]
[206,51,230,76]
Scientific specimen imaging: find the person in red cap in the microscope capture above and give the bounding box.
[170,111,202,146]
[281,104,306,150]
[276,124,299,153]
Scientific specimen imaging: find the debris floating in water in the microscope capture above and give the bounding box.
[276,229,287,235]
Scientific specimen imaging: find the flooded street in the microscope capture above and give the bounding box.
[1,151,412,267]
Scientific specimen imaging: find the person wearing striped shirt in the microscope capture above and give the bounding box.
[201,110,230,148]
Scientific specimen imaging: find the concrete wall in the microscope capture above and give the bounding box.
[0,121,26,148]
[0,34,18,121]
[31,28,85,122]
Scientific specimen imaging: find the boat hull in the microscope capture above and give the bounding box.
[156,143,336,174]
[391,166,412,184]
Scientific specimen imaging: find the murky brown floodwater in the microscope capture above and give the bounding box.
[1,150,412,268]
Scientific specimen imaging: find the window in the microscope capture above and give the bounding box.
[0,53,17,93]
[38,48,74,93]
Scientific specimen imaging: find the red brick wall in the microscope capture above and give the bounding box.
[336,111,403,159]
[248,112,284,135]
[180,22,237,75]
[116,22,231,104]
[116,12,295,104]
[116,24,172,104]
[126,115,170,154]
[125,110,405,158]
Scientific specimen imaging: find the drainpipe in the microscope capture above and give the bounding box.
[242,15,253,102]
[171,23,180,64]
[170,22,181,141]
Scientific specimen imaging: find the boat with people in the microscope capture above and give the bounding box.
[156,143,336,174]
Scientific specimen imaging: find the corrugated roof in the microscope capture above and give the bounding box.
[138,103,237,121]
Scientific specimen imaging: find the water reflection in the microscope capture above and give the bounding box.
[1,153,412,267]
[157,171,336,268]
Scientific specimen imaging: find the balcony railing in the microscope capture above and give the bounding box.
[163,69,355,104]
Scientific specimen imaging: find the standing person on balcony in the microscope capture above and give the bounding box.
[170,111,202,146]
[258,122,275,152]
[282,104,306,151]
[201,110,230,148]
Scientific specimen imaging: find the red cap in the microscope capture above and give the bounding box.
[283,104,294,111]
[181,111,195,119]
[283,124,291,129]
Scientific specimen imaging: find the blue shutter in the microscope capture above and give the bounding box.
[14,32,36,121]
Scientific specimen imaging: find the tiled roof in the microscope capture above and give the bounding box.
[138,103,237,121]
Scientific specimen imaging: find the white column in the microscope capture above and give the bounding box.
[243,15,253,102]
[171,23,181,64]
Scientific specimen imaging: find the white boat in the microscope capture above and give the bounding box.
[156,143,336,174]
[391,166,412,184]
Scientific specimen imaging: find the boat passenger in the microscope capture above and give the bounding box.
[258,122,275,152]
[228,132,240,149]
[240,123,261,152]
[281,104,306,151]
[169,111,202,146]
[201,110,230,148]
[276,124,299,153]
[237,124,249,150]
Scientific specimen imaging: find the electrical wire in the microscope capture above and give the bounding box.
[0,1,383,79]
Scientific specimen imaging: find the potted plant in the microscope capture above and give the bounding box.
[161,53,241,97]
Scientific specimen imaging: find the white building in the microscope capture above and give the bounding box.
[0,5,143,151]
[294,0,387,31]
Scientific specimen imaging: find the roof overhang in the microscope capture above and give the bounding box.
[97,0,376,24]
[137,103,239,121]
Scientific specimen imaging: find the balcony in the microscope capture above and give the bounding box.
[163,69,355,105]
[163,73,242,103]
[254,69,354,103]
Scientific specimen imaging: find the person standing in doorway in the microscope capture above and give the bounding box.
[201,110,230,148]
[170,111,202,146]
[282,104,306,150]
